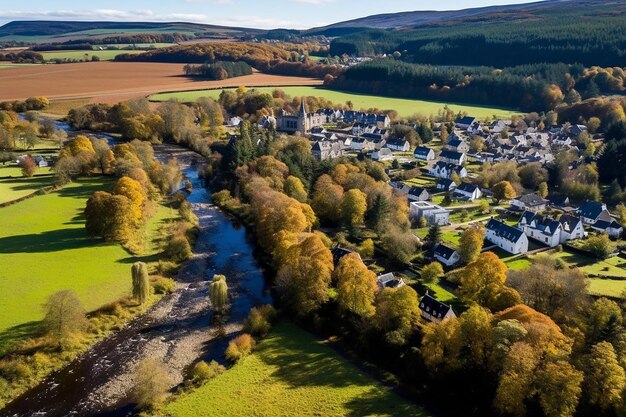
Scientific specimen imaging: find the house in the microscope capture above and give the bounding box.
[590,220,623,239]
[436,179,457,192]
[486,218,529,255]
[311,141,344,161]
[419,294,456,323]
[385,139,411,152]
[429,161,467,180]
[228,116,242,127]
[390,181,411,195]
[330,246,361,266]
[407,186,430,202]
[446,138,470,153]
[455,116,477,130]
[517,212,563,247]
[410,201,450,226]
[453,183,482,201]
[559,214,586,242]
[439,150,466,165]
[33,156,48,168]
[578,201,614,225]
[433,243,461,267]
[510,194,548,213]
[376,273,405,290]
[547,195,571,209]
[372,148,393,161]
[350,137,375,152]
[414,146,435,162]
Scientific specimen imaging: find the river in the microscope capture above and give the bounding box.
[2,141,272,417]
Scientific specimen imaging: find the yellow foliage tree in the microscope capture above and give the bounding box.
[334,253,377,317]
[113,176,146,225]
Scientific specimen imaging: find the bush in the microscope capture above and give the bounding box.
[359,238,375,259]
[150,276,176,294]
[225,333,255,363]
[581,234,616,259]
[164,236,193,262]
[243,305,277,338]
[187,360,225,386]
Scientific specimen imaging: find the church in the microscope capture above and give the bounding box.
[276,98,326,134]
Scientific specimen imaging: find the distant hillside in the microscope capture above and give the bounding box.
[308,0,561,33]
[325,0,626,67]
[0,21,263,43]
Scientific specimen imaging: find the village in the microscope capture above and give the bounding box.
[225,98,626,322]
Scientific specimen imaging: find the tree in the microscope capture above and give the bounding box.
[284,175,307,202]
[458,225,484,264]
[132,358,170,409]
[85,192,134,242]
[19,156,36,177]
[538,182,549,198]
[131,262,150,305]
[90,137,115,174]
[334,253,377,317]
[276,233,333,315]
[225,333,255,362]
[311,174,344,224]
[459,252,519,311]
[42,290,87,347]
[421,262,444,284]
[425,224,442,248]
[584,341,626,411]
[535,361,583,417]
[113,176,146,225]
[470,135,484,153]
[373,286,420,345]
[492,180,516,204]
[494,342,540,417]
[367,193,390,230]
[582,234,615,259]
[340,188,367,229]
[209,274,229,315]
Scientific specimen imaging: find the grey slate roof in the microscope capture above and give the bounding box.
[487,218,525,243]
[419,294,454,319]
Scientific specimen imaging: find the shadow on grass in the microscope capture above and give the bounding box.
[0,228,102,253]
[345,388,431,417]
[0,321,40,356]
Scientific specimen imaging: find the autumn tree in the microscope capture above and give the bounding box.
[85,191,134,242]
[373,286,420,345]
[311,174,344,225]
[340,188,367,229]
[581,234,616,259]
[538,182,549,198]
[132,358,171,409]
[131,262,150,305]
[421,262,444,284]
[458,225,484,264]
[209,274,229,315]
[275,233,334,315]
[492,181,516,204]
[535,361,583,417]
[459,252,520,311]
[583,341,626,412]
[19,156,36,177]
[42,290,88,347]
[90,137,115,174]
[113,176,146,226]
[284,175,308,202]
[334,253,377,317]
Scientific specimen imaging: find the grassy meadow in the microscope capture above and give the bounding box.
[0,177,174,349]
[0,166,56,204]
[161,322,430,417]
[149,86,518,119]
[39,49,145,61]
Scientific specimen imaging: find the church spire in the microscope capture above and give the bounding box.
[299,97,307,116]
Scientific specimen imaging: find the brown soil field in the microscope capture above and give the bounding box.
[0,62,322,104]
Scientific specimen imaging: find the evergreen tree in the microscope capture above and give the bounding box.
[425,224,442,249]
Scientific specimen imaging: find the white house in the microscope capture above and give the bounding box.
[385,139,411,152]
[372,148,393,161]
[510,194,548,213]
[559,214,586,242]
[517,212,563,247]
[407,186,430,202]
[419,294,456,323]
[455,116,477,130]
[433,243,461,267]
[578,201,614,225]
[486,218,529,255]
[350,137,375,152]
[446,137,470,153]
[414,146,436,162]
[590,220,624,239]
[429,161,468,180]
[436,179,457,192]
[376,273,405,290]
[410,201,450,226]
[453,183,482,201]
[439,150,466,165]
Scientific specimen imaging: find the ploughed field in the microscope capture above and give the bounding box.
[150,86,517,118]
[0,178,173,352]
[0,62,322,103]
[159,322,431,417]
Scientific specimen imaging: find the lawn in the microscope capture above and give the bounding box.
[149,86,518,119]
[160,322,431,417]
[588,278,626,298]
[0,165,56,204]
[505,257,532,271]
[424,280,457,304]
[39,50,145,61]
[0,178,174,349]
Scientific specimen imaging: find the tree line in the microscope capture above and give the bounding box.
[183,61,253,80]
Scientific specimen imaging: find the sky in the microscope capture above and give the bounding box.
[0,0,544,30]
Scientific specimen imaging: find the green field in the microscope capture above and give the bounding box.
[149,86,518,119]
[0,63,42,69]
[161,322,430,417]
[0,165,56,204]
[0,178,173,347]
[588,278,626,298]
[40,50,145,61]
